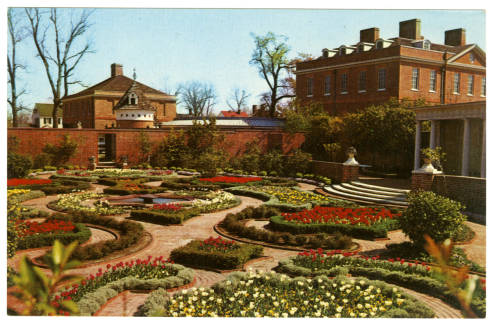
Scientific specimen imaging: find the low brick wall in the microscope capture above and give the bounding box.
[311,160,359,183]
[431,175,486,215]
[411,172,435,191]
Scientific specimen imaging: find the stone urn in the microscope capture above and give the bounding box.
[419,157,436,173]
[88,156,96,170]
[120,155,129,169]
[343,146,359,166]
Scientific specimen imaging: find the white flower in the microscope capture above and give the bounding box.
[282,313,288,318]
[336,306,343,313]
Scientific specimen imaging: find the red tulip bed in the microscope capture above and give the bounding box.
[52,256,195,316]
[199,176,263,184]
[269,206,402,240]
[7,178,53,187]
[16,219,76,237]
[171,236,263,270]
[152,203,183,212]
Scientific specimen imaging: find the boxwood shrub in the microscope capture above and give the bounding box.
[130,208,201,225]
[15,179,91,195]
[170,239,263,270]
[16,223,91,250]
[8,190,45,204]
[46,211,144,261]
[269,215,399,239]
[102,178,168,195]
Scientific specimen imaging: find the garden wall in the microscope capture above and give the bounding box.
[311,160,359,183]
[431,175,486,215]
[8,128,305,167]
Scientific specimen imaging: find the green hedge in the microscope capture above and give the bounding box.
[19,206,50,219]
[275,257,485,318]
[219,205,353,250]
[16,223,91,250]
[101,178,168,195]
[170,240,263,270]
[15,180,91,195]
[8,190,45,204]
[49,174,99,182]
[76,264,194,316]
[130,208,201,225]
[269,215,399,239]
[47,211,144,261]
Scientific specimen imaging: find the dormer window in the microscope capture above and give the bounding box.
[423,40,431,50]
[376,40,383,49]
[375,39,393,49]
[128,93,138,105]
[470,52,475,63]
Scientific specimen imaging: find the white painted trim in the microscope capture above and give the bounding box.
[447,44,476,63]
[358,90,367,93]
[377,88,386,91]
[340,91,348,95]
[411,88,419,92]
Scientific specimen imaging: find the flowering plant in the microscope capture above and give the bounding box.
[199,236,237,252]
[152,203,183,212]
[281,206,401,226]
[16,219,76,237]
[7,178,53,187]
[199,176,262,184]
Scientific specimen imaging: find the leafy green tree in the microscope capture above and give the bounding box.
[151,129,191,168]
[250,32,293,117]
[138,131,152,163]
[399,191,466,248]
[302,114,344,161]
[9,240,82,315]
[42,134,79,167]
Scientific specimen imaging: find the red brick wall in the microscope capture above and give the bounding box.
[8,128,305,167]
[411,172,435,191]
[311,160,359,183]
[431,175,486,214]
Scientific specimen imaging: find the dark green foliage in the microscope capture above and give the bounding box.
[46,212,144,261]
[399,191,466,247]
[130,208,201,225]
[282,150,312,177]
[101,178,168,195]
[150,130,191,168]
[8,190,45,204]
[42,134,79,167]
[451,224,475,243]
[19,206,49,219]
[14,179,91,195]
[269,215,399,239]
[193,151,228,177]
[7,152,32,178]
[170,240,263,270]
[16,223,91,250]
[33,152,53,169]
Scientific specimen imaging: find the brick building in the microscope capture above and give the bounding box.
[296,19,486,115]
[62,63,176,129]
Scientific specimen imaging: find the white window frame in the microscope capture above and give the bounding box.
[467,75,474,96]
[481,77,486,97]
[411,68,419,91]
[307,78,313,97]
[453,73,461,94]
[358,71,366,92]
[378,69,386,91]
[429,70,437,92]
[324,76,331,96]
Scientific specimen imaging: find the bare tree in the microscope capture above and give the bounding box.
[25,8,94,128]
[178,81,217,117]
[7,8,28,128]
[226,88,250,113]
[250,32,294,117]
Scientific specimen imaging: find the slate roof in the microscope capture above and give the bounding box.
[63,75,169,100]
[32,103,62,117]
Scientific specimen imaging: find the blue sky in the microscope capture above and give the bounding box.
[8,8,486,114]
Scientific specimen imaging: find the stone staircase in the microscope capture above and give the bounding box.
[322,181,410,207]
[96,161,117,169]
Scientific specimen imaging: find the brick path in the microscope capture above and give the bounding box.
[8,180,484,318]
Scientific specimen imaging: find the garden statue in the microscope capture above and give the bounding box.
[88,156,96,170]
[120,155,129,169]
[343,146,359,165]
[77,121,82,129]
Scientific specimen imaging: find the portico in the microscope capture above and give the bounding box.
[413,101,485,178]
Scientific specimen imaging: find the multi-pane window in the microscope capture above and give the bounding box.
[341,73,348,93]
[481,77,486,96]
[324,76,331,95]
[453,73,461,94]
[429,70,437,92]
[359,71,366,91]
[378,69,386,90]
[44,117,52,124]
[307,78,313,96]
[411,68,419,90]
[467,75,474,95]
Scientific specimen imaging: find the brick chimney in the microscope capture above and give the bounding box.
[111,63,123,77]
[360,27,380,43]
[445,28,466,46]
[399,19,422,40]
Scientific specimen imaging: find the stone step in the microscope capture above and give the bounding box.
[333,184,407,201]
[323,186,409,206]
[350,181,410,194]
[340,183,408,198]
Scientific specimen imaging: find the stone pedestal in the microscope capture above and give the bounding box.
[341,164,359,183]
[411,164,442,191]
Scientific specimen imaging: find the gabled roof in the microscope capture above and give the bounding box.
[114,81,156,111]
[32,103,62,117]
[219,111,249,117]
[63,75,169,100]
[447,44,486,64]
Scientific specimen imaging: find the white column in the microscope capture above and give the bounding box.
[435,120,441,147]
[414,120,422,170]
[430,120,437,149]
[461,118,471,176]
[481,118,486,178]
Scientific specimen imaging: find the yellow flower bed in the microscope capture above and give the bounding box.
[251,186,332,205]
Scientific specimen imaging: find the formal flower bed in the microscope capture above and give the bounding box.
[268,206,401,239]
[102,178,168,195]
[189,191,240,212]
[219,205,354,250]
[49,192,130,215]
[50,168,175,182]
[7,189,46,204]
[152,203,183,211]
[8,178,53,186]
[275,249,486,318]
[16,219,75,237]
[199,176,263,184]
[53,256,194,316]
[12,179,92,195]
[170,236,263,270]
[140,271,434,318]
[226,185,354,211]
